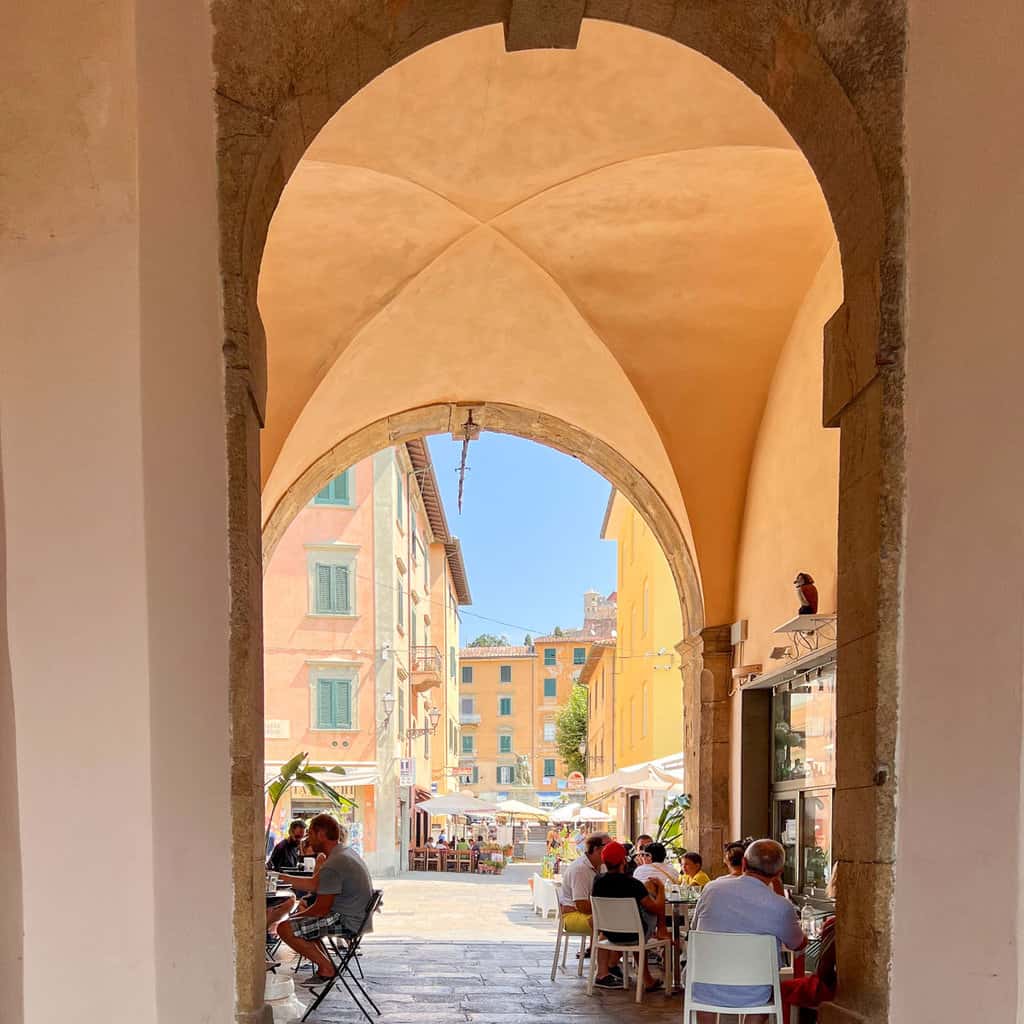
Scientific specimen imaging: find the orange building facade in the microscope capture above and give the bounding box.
[263,441,470,875]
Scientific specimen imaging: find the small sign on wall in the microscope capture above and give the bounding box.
[265,719,291,739]
[400,758,415,787]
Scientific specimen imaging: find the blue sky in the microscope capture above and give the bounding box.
[426,433,617,645]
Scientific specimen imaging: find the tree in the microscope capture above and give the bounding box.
[552,626,565,637]
[523,633,533,647]
[555,684,588,776]
[467,632,511,647]
[265,752,352,850]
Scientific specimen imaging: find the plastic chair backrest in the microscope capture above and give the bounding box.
[686,931,780,986]
[591,896,643,937]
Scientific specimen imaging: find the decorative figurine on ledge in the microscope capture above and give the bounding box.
[794,572,819,615]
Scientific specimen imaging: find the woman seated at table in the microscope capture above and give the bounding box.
[633,842,680,887]
[680,851,711,888]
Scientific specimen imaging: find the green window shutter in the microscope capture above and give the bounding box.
[499,735,512,753]
[450,647,456,678]
[333,565,351,613]
[544,758,556,778]
[315,564,333,612]
[333,679,353,729]
[544,648,556,665]
[500,665,512,683]
[397,582,404,623]
[499,697,511,716]
[544,678,557,698]
[315,483,333,504]
[316,679,334,728]
[573,647,586,665]
[462,735,473,753]
[396,467,404,525]
[335,470,351,504]
[471,766,479,784]
[462,666,472,683]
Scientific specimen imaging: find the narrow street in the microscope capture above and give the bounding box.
[277,864,681,1024]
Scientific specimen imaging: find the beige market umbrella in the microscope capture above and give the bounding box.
[550,803,612,823]
[496,799,550,820]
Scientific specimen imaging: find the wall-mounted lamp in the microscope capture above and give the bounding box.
[407,704,442,740]
[381,691,396,724]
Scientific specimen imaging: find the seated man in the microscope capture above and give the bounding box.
[633,841,680,887]
[267,819,306,871]
[557,832,609,953]
[689,839,807,1017]
[277,814,374,988]
[591,840,669,992]
[681,851,711,888]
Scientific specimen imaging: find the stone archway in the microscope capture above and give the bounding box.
[261,401,704,636]
[215,7,905,1023]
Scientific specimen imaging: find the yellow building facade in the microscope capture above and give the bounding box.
[457,647,535,800]
[589,491,686,837]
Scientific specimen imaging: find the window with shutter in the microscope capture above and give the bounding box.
[395,467,404,525]
[471,766,479,784]
[313,469,353,506]
[312,559,355,614]
[544,758,556,778]
[333,565,351,613]
[544,648,556,665]
[460,697,474,715]
[462,735,474,754]
[314,677,354,729]
[397,580,404,624]
[461,665,473,684]
[499,734,512,753]
[499,665,512,683]
[450,647,456,678]
[543,678,557,698]
[573,647,586,665]
[499,697,512,716]
[543,722,555,742]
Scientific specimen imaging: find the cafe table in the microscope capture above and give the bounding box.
[665,895,699,992]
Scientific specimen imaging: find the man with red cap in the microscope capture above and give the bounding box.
[590,840,669,991]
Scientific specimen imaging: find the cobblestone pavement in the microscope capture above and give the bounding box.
[275,863,682,1023]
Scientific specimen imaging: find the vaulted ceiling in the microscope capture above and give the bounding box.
[258,20,837,621]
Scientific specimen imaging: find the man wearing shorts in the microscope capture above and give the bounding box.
[591,840,668,991]
[277,813,374,987]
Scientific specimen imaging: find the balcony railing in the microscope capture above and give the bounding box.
[410,644,443,692]
[460,712,481,724]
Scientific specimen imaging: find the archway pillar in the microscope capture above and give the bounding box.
[678,625,731,865]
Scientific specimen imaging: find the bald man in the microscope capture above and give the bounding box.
[689,839,807,1021]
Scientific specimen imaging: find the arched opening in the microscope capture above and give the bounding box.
[219,10,897,1024]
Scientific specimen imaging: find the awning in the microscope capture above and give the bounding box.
[587,753,685,795]
[741,644,836,691]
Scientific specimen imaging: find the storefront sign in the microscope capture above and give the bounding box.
[399,758,415,787]
[567,771,585,792]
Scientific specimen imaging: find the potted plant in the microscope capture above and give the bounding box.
[653,793,691,863]
[265,751,354,852]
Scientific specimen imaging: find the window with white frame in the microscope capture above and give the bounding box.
[497,765,515,785]
[309,665,357,730]
[543,721,556,742]
[307,546,358,616]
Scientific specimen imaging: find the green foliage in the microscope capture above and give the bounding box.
[523,634,533,647]
[265,752,352,849]
[467,633,511,647]
[552,626,565,637]
[555,685,588,775]
[654,793,691,860]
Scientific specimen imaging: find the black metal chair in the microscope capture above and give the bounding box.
[301,889,383,1023]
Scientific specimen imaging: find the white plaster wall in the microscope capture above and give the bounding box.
[894,2,1024,1021]
[1,0,232,1019]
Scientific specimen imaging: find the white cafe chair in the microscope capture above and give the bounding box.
[587,897,670,1003]
[536,878,559,919]
[550,903,589,982]
[682,931,784,1023]
[532,874,544,915]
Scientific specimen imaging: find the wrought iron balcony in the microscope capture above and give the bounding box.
[410,644,443,692]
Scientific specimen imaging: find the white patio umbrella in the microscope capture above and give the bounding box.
[550,803,611,823]
[495,799,549,845]
[416,793,497,816]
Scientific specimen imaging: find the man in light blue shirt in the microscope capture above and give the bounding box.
[689,839,807,1010]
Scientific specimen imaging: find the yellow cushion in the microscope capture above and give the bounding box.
[562,911,592,935]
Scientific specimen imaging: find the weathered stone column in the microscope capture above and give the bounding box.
[679,625,732,868]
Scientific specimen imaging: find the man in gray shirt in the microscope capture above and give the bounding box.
[278,814,374,987]
[689,839,806,1011]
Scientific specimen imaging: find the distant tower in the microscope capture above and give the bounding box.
[583,589,617,636]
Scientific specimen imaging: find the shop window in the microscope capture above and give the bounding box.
[772,666,836,785]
